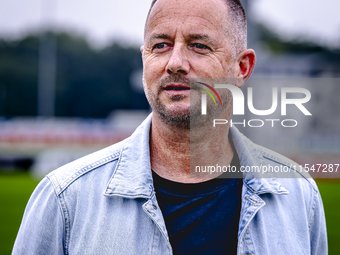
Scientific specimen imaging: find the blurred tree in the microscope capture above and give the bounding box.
[0,36,39,117]
[257,23,340,56]
[0,32,147,118]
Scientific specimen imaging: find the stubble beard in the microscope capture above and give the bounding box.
[145,74,195,129]
[144,74,233,130]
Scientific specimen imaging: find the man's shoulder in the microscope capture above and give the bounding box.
[46,138,126,195]
[45,114,153,197]
[255,143,319,192]
[231,127,318,193]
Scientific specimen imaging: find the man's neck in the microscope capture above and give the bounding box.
[150,112,234,183]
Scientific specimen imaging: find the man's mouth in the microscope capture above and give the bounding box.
[163,84,190,91]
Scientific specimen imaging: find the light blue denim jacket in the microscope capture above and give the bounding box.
[13,114,327,255]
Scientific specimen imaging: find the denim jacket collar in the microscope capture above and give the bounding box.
[104,115,154,199]
[104,114,288,198]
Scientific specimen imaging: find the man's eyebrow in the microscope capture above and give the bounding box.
[147,33,217,46]
[148,33,172,41]
[189,34,217,45]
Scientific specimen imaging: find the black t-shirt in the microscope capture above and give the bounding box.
[152,151,242,255]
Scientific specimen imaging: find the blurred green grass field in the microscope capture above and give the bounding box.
[0,172,339,255]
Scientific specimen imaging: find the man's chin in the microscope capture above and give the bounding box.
[149,97,203,129]
[155,108,190,129]
[154,104,205,130]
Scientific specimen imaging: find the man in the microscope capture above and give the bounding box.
[13,0,327,254]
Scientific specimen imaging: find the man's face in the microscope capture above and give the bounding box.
[142,0,237,128]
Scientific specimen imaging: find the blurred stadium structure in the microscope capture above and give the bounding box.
[0,110,150,178]
[0,0,339,179]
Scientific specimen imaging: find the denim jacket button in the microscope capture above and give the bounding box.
[152,204,157,210]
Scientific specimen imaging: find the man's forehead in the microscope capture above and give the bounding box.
[145,0,229,37]
[149,0,228,14]
[147,32,218,46]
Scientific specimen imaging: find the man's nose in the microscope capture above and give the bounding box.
[166,45,190,75]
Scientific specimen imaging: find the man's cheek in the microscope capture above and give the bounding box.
[193,64,224,78]
[144,52,165,64]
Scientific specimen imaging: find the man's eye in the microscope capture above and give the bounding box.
[192,43,211,51]
[153,43,167,49]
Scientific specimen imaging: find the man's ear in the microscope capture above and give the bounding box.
[235,49,256,88]
[140,46,144,54]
